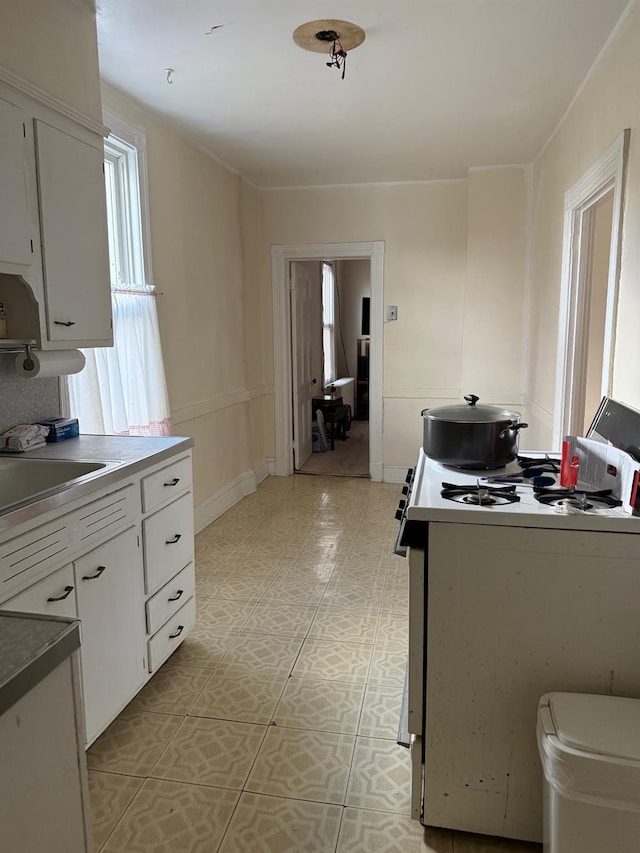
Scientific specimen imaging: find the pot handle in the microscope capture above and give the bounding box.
[499,422,529,439]
[464,394,479,407]
[420,408,429,416]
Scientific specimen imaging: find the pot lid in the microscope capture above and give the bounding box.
[424,395,521,424]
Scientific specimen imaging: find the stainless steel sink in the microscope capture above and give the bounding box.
[0,457,115,514]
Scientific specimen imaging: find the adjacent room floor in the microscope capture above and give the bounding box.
[299,420,369,478]
[87,474,541,852]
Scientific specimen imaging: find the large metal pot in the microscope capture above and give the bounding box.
[421,394,528,469]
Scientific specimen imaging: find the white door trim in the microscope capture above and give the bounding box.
[272,241,385,481]
[553,129,629,446]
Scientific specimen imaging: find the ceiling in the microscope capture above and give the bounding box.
[95,0,630,188]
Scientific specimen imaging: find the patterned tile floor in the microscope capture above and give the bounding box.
[88,474,542,852]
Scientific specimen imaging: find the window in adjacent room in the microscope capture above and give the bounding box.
[66,112,173,436]
[322,261,336,387]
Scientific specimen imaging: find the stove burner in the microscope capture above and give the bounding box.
[533,487,622,510]
[463,492,496,506]
[517,454,561,475]
[441,482,521,506]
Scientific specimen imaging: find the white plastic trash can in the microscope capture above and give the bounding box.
[537,692,640,853]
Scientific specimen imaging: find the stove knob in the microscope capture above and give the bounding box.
[398,500,406,511]
[402,485,409,496]
[395,509,404,521]
[405,468,414,484]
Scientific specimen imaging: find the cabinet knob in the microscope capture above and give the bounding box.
[168,589,184,602]
[165,534,182,545]
[54,320,76,327]
[169,624,184,639]
[164,478,180,487]
[82,565,106,580]
[47,585,74,602]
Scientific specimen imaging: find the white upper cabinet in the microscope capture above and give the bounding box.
[0,97,33,271]
[0,77,112,350]
[34,119,112,346]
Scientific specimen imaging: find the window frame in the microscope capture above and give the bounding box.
[322,261,336,386]
[102,109,153,290]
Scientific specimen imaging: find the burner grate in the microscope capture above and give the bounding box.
[533,487,622,510]
[441,482,520,506]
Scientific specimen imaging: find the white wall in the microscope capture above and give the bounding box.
[100,86,264,521]
[0,0,102,122]
[259,174,529,472]
[526,1,640,447]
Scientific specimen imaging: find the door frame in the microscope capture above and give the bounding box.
[553,129,629,445]
[272,241,384,480]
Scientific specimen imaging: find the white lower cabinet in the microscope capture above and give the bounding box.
[74,526,146,744]
[0,654,90,853]
[0,446,195,746]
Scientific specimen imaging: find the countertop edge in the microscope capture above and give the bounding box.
[0,613,81,717]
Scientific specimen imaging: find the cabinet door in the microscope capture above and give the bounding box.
[34,119,112,346]
[74,526,145,744]
[1,563,77,619]
[0,97,32,270]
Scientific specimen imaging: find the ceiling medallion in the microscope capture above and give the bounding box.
[293,19,365,80]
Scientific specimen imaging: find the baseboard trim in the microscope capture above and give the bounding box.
[194,459,276,532]
[194,470,255,533]
[255,458,275,485]
[384,465,411,484]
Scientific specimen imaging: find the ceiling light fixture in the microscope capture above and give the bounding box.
[293,19,365,81]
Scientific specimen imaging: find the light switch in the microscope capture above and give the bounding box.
[387,305,398,321]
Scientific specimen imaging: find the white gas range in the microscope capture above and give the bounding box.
[405,449,637,533]
[398,407,640,844]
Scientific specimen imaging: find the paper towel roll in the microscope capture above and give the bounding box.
[15,349,86,379]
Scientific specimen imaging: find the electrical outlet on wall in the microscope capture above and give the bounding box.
[387,305,398,321]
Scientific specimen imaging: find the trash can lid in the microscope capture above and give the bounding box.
[548,693,640,761]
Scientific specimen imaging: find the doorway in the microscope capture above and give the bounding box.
[553,130,629,444]
[271,241,384,481]
[292,259,371,477]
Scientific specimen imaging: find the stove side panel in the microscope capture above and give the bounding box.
[423,522,640,842]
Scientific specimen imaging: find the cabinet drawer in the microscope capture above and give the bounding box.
[0,517,71,594]
[146,562,195,636]
[1,563,77,619]
[143,493,194,595]
[74,484,137,549]
[141,455,192,514]
[147,596,195,673]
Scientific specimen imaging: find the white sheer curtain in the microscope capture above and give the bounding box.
[68,285,173,436]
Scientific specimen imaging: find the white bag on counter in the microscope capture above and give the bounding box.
[0,423,49,452]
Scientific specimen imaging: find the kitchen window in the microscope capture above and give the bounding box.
[66,113,172,436]
[322,261,336,386]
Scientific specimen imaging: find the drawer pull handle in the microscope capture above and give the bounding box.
[166,534,182,544]
[82,565,106,581]
[54,320,76,327]
[169,624,184,639]
[168,589,184,602]
[47,585,74,602]
[164,478,180,486]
